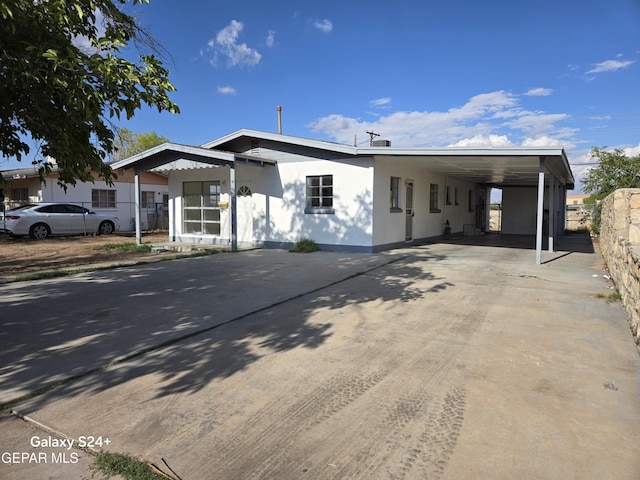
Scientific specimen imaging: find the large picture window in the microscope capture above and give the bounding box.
[183,181,221,235]
[305,175,334,214]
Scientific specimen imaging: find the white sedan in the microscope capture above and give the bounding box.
[0,203,120,239]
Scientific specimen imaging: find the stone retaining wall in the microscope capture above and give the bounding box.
[599,189,640,349]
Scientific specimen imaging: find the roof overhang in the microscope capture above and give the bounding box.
[362,146,574,189]
[110,143,277,172]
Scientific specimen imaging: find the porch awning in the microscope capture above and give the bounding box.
[110,143,276,252]
[110,143,277,172]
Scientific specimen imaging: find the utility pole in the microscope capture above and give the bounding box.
[366,130,380,146]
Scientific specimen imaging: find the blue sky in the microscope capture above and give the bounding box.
[4,0,640,191]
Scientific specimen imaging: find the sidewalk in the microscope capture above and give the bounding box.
[1,236,639,479]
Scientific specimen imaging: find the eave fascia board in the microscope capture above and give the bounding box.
[354,146,567,157]
[111,143,237,170]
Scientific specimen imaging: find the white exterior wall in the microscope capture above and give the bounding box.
[372,158,479,247]
[501,187,540,235]
[267,160,374,248]
[168,157,374,250]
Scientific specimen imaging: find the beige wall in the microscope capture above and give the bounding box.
[599,189,640,351]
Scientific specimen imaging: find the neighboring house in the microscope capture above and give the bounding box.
[112,129,575,261]
[0,163,169,231]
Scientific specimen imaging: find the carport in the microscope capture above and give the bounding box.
[110,143,276,252]
[366,146,574,263]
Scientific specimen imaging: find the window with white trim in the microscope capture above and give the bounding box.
[305,175,334,214]
[430,184,440,213]
[183,181,221,235]
[390,176,401,211]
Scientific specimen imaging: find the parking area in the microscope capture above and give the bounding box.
[1,235,639,479]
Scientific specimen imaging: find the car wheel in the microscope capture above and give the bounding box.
[98,221,114,235]
[30,223,50,239]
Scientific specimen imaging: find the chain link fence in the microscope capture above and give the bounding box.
[1,200,168,233]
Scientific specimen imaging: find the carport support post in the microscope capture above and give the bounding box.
[230,165,237,252]
[134,169,142,245]
[548,176,555,252]
[535,157,545,265]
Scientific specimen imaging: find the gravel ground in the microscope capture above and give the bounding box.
[0,232,169,276]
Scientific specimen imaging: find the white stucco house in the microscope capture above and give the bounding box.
[112,129,574,263]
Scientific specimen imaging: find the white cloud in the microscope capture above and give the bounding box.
[71,9,106,54]
[502,112,570,136]
[450,135,514,148]
[586,58,635,74]
[524,88,553,97]
[217,86,237,95]
[521,136,570,148]
[309,90,573,148]
[314,19,333,33]
[624,144,640,157]
[207,20,261,67]
[369,97,391,108]
[266,30,276,48]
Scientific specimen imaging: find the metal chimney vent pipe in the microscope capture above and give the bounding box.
[277,105,282,134]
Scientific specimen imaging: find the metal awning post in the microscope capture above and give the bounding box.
[535,157,545,265]
[134,169,142,245]
[229,165,237,252]
[548,176,555,252]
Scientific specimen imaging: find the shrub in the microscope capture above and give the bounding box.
[289,238,319,253]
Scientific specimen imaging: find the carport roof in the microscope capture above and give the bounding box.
[366,148,574,188]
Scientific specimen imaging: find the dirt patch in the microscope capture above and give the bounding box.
[0,232,169,276]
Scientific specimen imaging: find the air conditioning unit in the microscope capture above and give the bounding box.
[372,139,391,147]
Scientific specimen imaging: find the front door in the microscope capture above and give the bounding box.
[405,181,414,241]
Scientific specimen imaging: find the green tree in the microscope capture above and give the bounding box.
[111,127,169,162]
[583,147,640,197]
[582,147,640,232]
[0,0,180,187]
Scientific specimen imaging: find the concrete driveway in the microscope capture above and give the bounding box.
[1,235,639,479]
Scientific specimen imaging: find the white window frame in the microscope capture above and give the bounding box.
[183,181,221,235]
[305,175,334,214]
[390,176,402,212]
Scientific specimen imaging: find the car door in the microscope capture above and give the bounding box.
[65,204,91,234]
[36,205,72,234]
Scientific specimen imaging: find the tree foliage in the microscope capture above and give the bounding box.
[111,127,168,162]
[582,147,640,233]
[0,0,180,186]
[582,147,640,199]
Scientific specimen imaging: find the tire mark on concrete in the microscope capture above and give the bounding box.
[406,385,467,479]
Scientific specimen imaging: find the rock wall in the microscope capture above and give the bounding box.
[599,189,640,348]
